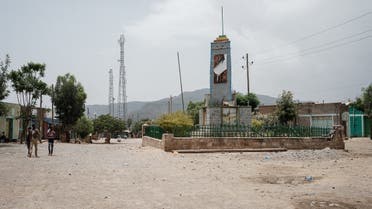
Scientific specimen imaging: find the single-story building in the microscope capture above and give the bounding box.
[0,102,21,141]
[258,102,347,128]
[0,102,50,141]
[258,102,371,138]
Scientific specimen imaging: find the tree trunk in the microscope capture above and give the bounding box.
[65,131,71,143]
[105,132,111,144]
[20,118,30,144]
[60,124,71,143]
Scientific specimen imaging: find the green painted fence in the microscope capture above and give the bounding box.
[146,124,331,138]
[188,125,331,138]
[144,126,164,139]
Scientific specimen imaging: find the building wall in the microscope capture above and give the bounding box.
[142,136,163,149]
[0,103,21,140]
[0,103,50,141]
[258,102,348,128]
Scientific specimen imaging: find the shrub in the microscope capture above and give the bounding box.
[74,116,93,139]
[251,118,264,130]
[156,111,193,136]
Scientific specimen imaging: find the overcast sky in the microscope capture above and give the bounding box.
[1,0,371,107]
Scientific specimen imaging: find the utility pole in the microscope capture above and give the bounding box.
[177,52,185,112]
[246,53,250,95]
[51,84,54,125]
[242,53,253,95]
[39,94,43,135]
[168,95,173,114]
[112,97,115,118]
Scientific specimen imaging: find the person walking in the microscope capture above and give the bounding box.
[0,131,6,143]
[47,125,56,156]
[30,124,42,157]
[26,127,32,157]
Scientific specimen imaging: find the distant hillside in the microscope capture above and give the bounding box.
[86,101,147,118]
[86,88,277,120]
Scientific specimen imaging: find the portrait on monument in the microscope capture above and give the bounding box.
[213,54,227,83]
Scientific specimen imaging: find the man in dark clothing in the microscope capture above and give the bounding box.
[26,127,32,157]
[47,125,56,156]
[0,132,6,143]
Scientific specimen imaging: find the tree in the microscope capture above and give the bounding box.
[93,114,126,137]
[236,92,260,111]
[362,84,372,139]
[74,116,93,140]
[131,118,151,137]
[186,101,204,124]
[9,62,48,143]
[276,90,297,125]
[126,118,133,130]
[53,74,87,142]
[350,97,364,111]
[0,55,10,116]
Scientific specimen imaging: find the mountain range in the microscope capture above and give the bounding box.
[86,88,277,120]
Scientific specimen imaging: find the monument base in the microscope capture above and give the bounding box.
[199,106,251,126]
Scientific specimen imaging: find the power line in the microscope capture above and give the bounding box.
[258,29,372,63]
[254,11,372,56]
[257,35,372,66]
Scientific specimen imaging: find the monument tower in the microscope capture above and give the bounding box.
[200,7,251,126]
[209,7,232,105]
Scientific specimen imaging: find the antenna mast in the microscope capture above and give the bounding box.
[221,6,224,35]
[117,34,127,121]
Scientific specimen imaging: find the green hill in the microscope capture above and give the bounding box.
[86,88,277,120]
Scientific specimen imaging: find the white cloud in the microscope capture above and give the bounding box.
[126,0,218,47]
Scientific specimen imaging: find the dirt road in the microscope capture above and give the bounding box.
[0,138,371,209]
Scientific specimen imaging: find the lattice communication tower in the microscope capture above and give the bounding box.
[117,34,127,120]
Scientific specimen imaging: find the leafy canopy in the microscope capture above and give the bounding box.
[350,97,364,112]
[350,84,372,117]
[186,101,204,125]
[74,116,93,139]
[362,84,372,118]
[236,92,260,111]
[9,62,48,107]
[54,73,87,128]
[131,118,151,134]
[276,90,297,125]
[93,114,126,135]
[0,55,11,116]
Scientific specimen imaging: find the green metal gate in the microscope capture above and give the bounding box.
[349,107,364,137]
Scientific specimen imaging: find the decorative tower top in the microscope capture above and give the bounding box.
[215,6,229,42]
